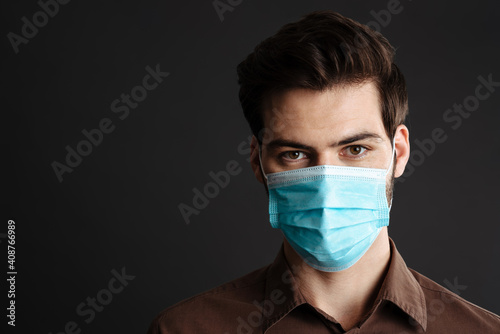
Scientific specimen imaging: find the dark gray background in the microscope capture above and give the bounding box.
[3,0,499,333]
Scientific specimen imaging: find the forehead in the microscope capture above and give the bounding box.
[262,81,387,143]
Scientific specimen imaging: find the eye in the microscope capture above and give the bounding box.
[343,145,367,157]
[282,151,307,160]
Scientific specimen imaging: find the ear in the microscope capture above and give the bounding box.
[250,135,265,184]
[393,124,410,178]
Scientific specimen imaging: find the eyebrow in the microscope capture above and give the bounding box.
[266,131,384,151]
[337,132,384,146]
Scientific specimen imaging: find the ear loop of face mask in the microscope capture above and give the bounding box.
[387,138,397,210]
[386,138,396,176]
[258,143,268,182]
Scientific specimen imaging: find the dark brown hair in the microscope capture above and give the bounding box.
[236,10,408,143]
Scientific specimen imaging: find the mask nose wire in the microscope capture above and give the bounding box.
[258,144,268,181]
[260,140,395,179]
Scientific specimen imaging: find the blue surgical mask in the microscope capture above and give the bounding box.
[259,142,395,272]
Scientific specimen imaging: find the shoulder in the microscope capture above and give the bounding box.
[408,268,500,332]
[146,264,270,334]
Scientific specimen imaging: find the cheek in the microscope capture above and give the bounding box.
[385,169,395,205]
[266,155,287,172]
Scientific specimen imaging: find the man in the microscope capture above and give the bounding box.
[147,10,500,333]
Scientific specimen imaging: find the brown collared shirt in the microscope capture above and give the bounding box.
[147,239,500,333]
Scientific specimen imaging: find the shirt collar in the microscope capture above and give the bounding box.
[376,238,427,330]
[262,238,427,332]
[262,243,307,332]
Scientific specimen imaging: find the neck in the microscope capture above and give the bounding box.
[283,227,391,331]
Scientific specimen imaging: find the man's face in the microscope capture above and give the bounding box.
[250,81,410,203]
